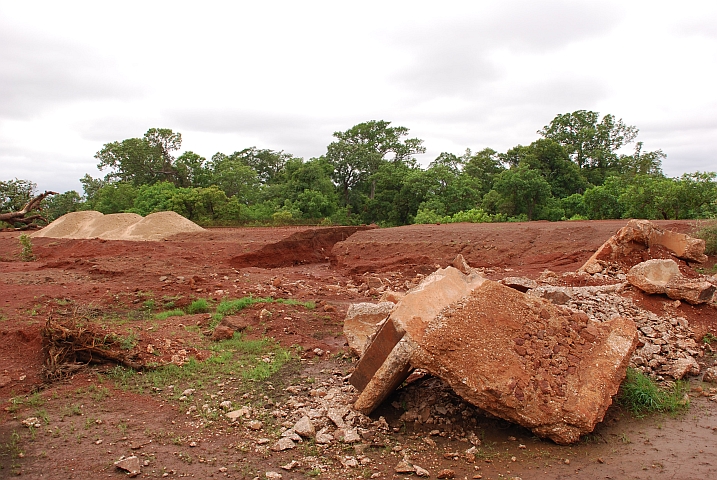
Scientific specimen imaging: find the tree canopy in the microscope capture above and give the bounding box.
[5,110,716,228]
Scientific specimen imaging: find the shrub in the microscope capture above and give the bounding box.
[19,234,35,261]
[695,220,717,255]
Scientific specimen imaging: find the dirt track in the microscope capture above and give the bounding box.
[1,220,716,479]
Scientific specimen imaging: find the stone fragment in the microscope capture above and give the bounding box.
[280,460,300,471]
[226,406,251,421]
[579,220,708,274]
[211,324,234,341]
[270,437,296,451]
[265,472,282,479]
[414,465,430,477]
[501,276,538,292]
[702,367,717,383]
[315,428,334,444]
[114,456,141,477]
[451,254,472,274]
[665,356,700,379]
[344,302,395,356]
[394,459,416,473]
[436,469,456,479]
[293,416,315,438]
[627,259,716,304]
[341,428,361,444]
[379,290,405,304]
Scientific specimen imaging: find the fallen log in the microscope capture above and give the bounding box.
[0,190,57,229]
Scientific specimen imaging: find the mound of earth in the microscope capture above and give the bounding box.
[32,210,204,241]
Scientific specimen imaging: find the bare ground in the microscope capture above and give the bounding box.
[1,220,716,479]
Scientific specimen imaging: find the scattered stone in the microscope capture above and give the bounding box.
[181,388,195,396]
[451,254,472,274]
[265,471,282,479]
[220,400,232,410]
[415,465,430,477]
[280,460,300,471]
[437,468,456,479]
[702,367,717,383]
[114,456,141,477]
[271,437,296,451]
[627,259,715,304]
[315,428,334,444]
[341,428,361,444]
[293,416,315,438]
[394,459,416,473]
[248,420,263,430]
[21,417,41,428]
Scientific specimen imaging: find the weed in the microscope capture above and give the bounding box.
[19,234,35,261]
[619,368,690,417]
[188,298,210,314]
[703,333,717,344]
[116,331,138,350]
[118,422,128,434]
[143,299,156,311]
[155,309,185,320]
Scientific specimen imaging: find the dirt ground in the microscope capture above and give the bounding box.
[1,220,716,479]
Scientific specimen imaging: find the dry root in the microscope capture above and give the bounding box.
[42,315,145,381]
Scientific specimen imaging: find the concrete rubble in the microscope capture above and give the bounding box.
[528,283,703,380]
[626,258,716,304]
[579,219,708,274]
[347,265,638,444]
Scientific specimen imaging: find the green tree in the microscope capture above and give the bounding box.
[92,183,138,214]
[95,128,184,186]
[175,151,211,187]
[492,165,552,220]
[326,120,425,203]
[463,148,505,195]
[538,110,638,184]
[583,177,624,219]
[207,153,261,202]
[0,179,36,213]
[44,191,82,221]
[503,139,587,197]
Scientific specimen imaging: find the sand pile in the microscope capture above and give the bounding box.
[32,211,205,241]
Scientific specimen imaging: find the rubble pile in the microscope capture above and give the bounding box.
[529,284,703,380]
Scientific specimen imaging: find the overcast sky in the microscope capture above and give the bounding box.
[1,0,716,194]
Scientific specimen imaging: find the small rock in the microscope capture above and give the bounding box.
[342,428,361,444]
[248,420,263,430]
[702,367,717,383]
[415,465,430,477]
[114,456,141,477]
[266,471,282,479]
[220,400,232,410]
[293,416,315,438]
[21,417,41,428]
[271,437,296,451]
[394,459,415,473]
[181,388,195,396]
[437,468,456,479]
[280,460,300,471]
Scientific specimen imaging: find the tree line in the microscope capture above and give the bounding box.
[2,111,716,228]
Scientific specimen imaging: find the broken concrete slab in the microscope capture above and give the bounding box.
[627,259,716,304]
[344,302,395,356]
[350,266,486,415]
[579,220,708,274]
[349,267,638,444]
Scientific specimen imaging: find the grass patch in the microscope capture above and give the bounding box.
[619,368,690,418]
[105,332,294,394]
[187,298,210,314]
[154,309,185,320]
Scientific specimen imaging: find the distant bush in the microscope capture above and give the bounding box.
[695,220,717,255]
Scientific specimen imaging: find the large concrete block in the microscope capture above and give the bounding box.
[627,258,716,304]
[349,267,639,445]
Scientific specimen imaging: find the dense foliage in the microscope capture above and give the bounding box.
[2,112,716,228]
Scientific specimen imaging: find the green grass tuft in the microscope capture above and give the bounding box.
[619,368,689,418]
[154,309,185,320]
[187,298,210,314]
